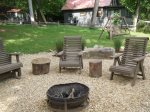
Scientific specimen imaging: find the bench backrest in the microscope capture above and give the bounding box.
[63,36,82,61]
[0,38,11,66]
[121,37,149,66]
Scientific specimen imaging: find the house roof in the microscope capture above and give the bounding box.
[62,0,112,10]
[7,9,21,13]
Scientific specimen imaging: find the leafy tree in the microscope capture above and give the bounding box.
[120,0,150,31]
[140,0,150,20]
[48,0,66,21]
[32,0,66,22]
[0,0,28,12]
[0,0,66,22]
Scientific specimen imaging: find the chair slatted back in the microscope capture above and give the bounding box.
[121,37,149,67]
[0,38,11,66]
[63,36,82,61]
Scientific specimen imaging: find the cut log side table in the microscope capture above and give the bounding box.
[89,60,102,77]
[32,58,50,75]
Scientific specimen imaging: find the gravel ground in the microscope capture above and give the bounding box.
[0,52,150,112]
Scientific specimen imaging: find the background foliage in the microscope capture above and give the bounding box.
[137,21,150,33]
[0,0,66,21]
[120,0,150,20]
[0,0,149,21]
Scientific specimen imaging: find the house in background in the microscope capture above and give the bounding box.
[61,0,132,27]
[6,9,31,24]
[7,8,24,23]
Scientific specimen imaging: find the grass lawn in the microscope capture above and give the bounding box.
[0,24,150,54]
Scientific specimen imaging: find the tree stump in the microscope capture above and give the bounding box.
[89,60,102,77]
[32,58,50,75]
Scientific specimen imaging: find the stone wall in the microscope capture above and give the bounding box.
[83,47,115,59]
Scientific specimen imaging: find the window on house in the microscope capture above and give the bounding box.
[80,12,86,16]
[107,9,121,17]
[97,8,103,17]
[107,9,111,17]
[114,10,120,14]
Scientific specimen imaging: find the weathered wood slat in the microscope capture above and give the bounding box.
[109,37,149,86]
[59,36,83,73]
[0,38,23,78]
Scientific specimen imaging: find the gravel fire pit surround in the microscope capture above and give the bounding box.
[47,83,89,109]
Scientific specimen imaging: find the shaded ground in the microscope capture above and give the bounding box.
[0,52,150,112]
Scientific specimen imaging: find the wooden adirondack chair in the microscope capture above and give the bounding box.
[109,37,149,86]
[57,36,83,73]
[0,38,23,79]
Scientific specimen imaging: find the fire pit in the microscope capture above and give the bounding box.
[47,83,89,111]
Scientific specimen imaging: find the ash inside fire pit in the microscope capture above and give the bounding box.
[47,83,89,110]
[54,88,78,98]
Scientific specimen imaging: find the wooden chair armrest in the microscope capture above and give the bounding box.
[132,56,145,62]
[57,51,64,57]
[9,52,21,62]
[9,52,21,56]
[110,53,122,59]
[78,51,83,56]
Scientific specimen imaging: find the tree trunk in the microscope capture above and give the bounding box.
[90,0,99,28]
[35,0,47,24]
[32,58,50,75]
[28,0,36,25]
[89,60,102,77]
[39,9,47,24]
[133,0,140,32]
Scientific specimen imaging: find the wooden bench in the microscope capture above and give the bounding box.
[0,38,23,79]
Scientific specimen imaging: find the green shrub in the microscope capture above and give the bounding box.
[113,38,122,52]
[137,21,145,32]
[55,40,63,52]
[143,25,150,33]
[137,21,150,33]
[137,21,145,28]
[81,39,86,50]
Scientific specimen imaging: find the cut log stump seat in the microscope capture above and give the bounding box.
[89,60,102,77]
[32,58,50,75]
